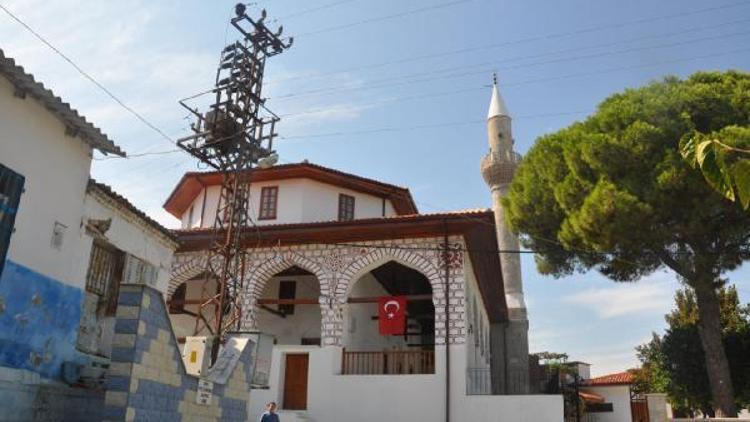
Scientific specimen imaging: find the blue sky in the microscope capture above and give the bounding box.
[1,0,749,375]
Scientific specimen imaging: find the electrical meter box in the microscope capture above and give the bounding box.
[182,336,212,377]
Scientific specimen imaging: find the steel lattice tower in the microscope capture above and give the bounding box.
[176,3,292,362]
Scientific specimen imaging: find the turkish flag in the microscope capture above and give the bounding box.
[378,296,407,335]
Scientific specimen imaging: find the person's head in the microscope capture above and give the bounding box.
[266,402,277,413]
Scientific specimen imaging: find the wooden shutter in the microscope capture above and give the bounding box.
[0,163,24,278]
[338,194,355,221]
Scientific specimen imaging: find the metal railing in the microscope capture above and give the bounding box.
[341,349,434,375]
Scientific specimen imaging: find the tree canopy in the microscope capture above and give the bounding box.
[505,70,750,416]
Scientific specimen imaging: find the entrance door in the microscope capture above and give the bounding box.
[283,354,309,410]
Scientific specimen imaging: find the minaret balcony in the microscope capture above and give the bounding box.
[480,151,521,186]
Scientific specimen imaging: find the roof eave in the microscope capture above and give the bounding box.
[0,49,125,157]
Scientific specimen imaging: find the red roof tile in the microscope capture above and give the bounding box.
[585,371,634,386]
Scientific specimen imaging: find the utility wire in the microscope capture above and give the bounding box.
[278,0,359,20]
[266,0,750,86]
[0,3,177,149]
[92,44,750,162]
[295,0,471,37]
[280,111,588,140]
[273,29,750,102]
[273,16,750,101]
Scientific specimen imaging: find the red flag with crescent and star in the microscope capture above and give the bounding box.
[378,296,407,335]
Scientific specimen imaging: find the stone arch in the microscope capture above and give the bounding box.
[335,247,443,300]
[335,245,461,346]
[168,253,209,298]
[242,251,332,337]
[246,251,331,300]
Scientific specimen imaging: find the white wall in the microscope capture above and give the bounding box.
[80,191,176,357]
[0,77,92,288]
[463,251,492,371]
[583,385,632,422]
[248,344,562,422]
[341,273,409,351]
[169,277,218,341]
[181,178,398,229]
[256,275,322,345]
[84,191,175,295]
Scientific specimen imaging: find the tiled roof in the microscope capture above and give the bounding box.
[88,179,178,243]
[585,371,634,386]
[172,208,492,234]
[0,49,124,156]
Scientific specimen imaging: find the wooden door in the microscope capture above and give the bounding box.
[631,397,649,422]
[283,354,309,410]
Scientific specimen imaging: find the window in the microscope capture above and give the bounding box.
[0,163,24,279]
[188,204,194,227]
[338,194,355,221]
[258,186,278,220]
[85,242,124,316]
[278,280,296,315]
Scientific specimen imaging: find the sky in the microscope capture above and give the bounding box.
[1,0,749,376]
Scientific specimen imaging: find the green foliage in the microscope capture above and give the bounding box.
[635,286,750,415]
[506,70,750,415]
[505,70,750,283]
[681,126,750,209]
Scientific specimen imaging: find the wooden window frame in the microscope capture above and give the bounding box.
[258,186,279,220]
[338,194,355,222]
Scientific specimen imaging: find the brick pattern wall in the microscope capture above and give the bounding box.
[170,236,468,345]
[103,284,254,422]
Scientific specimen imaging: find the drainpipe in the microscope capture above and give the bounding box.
[442,221,451,422]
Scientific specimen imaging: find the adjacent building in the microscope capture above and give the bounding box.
[0,49,179,419]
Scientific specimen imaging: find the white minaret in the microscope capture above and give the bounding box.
[480,74,529,394]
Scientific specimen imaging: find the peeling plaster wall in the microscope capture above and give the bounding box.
[0,76,93,379]
[0,261,84,379]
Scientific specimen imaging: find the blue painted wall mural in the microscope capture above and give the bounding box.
[0,260,85,379]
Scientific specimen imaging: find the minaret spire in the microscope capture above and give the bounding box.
[479,75,529,394]
[487,73,510,119]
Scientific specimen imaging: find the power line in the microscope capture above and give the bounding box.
[273,16,750,101]
[280,111,588,140]
[278,0,359,20]
[91,43,750,165]
[266,0,750,86]
[273,28,750,102]
[0,3,176,149]
[295,0,471,37]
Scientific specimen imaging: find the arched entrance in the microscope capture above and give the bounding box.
[167,271,219,342]
[341,260,435,374]
[255,265,323,346]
